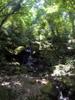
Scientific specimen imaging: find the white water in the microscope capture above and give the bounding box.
[58,90,69,100]
[55,82,69,100]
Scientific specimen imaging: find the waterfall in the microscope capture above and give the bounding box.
[59,91,64,100]
[54,78,70,100]
[58,91,69,100]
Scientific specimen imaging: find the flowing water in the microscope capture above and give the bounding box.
[54,79,70,100]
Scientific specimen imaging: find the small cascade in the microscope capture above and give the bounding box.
[59,91,64,100]
[58,91,69,100]
[54,78,70,100]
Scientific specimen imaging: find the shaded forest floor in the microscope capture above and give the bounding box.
[0,73,51,100]
[0,59,75,100]
[0,72,75,100]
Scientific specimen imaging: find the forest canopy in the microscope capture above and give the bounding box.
[0,0,75,44]
[0,0,75,72]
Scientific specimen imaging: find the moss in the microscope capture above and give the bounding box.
[40,81,52,94]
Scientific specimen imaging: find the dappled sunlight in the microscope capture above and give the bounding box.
[36,78,48,85]
[46,4,59,14]
[14,46,25,55]
[7,62,20,65]
[51,64,74,76]
[1,82,10,86]
[1,80,22,88]
[13,81,22,86]
[0,0,75,99]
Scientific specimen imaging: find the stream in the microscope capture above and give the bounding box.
[53,77,71,100]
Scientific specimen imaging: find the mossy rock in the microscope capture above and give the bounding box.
[40,81,58,100]
[14,46,25,54]
[40,81,53,94]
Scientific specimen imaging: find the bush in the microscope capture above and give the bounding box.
[0,86,17,100]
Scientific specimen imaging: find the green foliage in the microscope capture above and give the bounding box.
[0,0,75,75]
[0,86,17,100]
[0,1,75,100]
[0,0,74,47]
